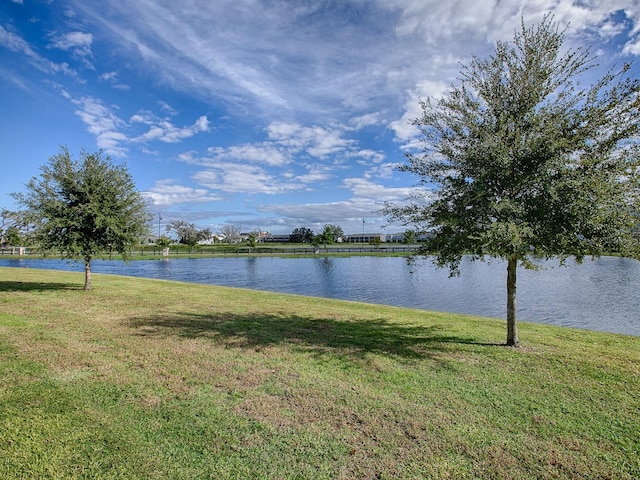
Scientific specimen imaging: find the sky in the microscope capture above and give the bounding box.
[2,0,640,236]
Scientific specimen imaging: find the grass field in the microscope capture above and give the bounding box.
[0,266,638,479]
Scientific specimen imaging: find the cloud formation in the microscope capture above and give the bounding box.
[2,0,639,235]
[49,31,93,66]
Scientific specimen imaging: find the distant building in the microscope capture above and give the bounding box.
[386,233,405,243]
[262,231,425,244]
[197,236,222,245]
[344,233,386,243]
[264,234,292,243]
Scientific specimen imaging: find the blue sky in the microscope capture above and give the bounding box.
[2,1,639,236]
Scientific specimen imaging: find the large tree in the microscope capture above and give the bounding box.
[384,16,640,346]
[12,147,150,290]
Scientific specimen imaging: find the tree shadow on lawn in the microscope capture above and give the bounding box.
[129,310,500,362]
[0,280,80,292]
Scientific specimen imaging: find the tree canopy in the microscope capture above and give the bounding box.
[315,224,337,251]
[220,224,242,244]
[0,208,23,247]
[290,227,315,243]
[166,219,211,246]
[384,16,640,346]
[12,147,150,290]
[326,224,344,242]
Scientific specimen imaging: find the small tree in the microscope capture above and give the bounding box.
[12,147,150,290]
[165,220,192,246]
[246,232,258,251]
[325,224,344,242]
[0,209,20,247]
[4,226,22,247]
[402,230,416,244]
[369,236,382,247]
[155,235,172,247]
[155,235,172,256]
[199,228,213,244]
[220,224,242,244]
[384,16,640,346]
[315,224,337,252]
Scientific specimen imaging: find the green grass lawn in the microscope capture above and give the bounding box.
[0,266,638,479]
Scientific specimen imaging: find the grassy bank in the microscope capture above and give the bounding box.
[0,267,638,479]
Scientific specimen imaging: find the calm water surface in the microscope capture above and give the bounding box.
[1,256,639,336]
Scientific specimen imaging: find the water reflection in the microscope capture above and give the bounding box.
[245,256,258,280]
[1,256,638,336]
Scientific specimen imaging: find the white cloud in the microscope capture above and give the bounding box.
[389,79,449,145]
[134,115,210,143]
[292,165,334,184]
[259,196,406,233]
[266,122,356,158]
[99,71,117,81]
[207,144,290,167]
[259,175,422,233]
[597,18,627,40]
[364,163,398,180]
[623,38,640,55]
[182,144,336,195]
[350,149,387,165]
[69,1,417,120]
[0,26,75,76]
[158,101,178,115]
[343,177,416,202]
[63,92,211,155]
[71,96,128,156]
[98,70,129,90]
[388,0,640,46]
[143,179,222,206]
[193,163,301,195]
[261,199,371,227]
[0,67,31,92]
[350,113,383,130]
[194,115,209,132]
[129,110,155,125]
[49,31,93,59]
[392,0,500,42]
[69,0,640,158]
[196,121,362,171]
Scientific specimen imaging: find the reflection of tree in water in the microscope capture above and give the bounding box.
[315,257,343,298]
[245,257,258,283]
[317,257,335,275]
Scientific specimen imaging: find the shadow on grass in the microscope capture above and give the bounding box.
[0,281,80,292]
[129,311,499,361]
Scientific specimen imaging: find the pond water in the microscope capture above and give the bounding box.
[1,255,639,336]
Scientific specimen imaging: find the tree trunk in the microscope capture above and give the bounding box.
[84,259,92,291]
[506,256,519,347]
